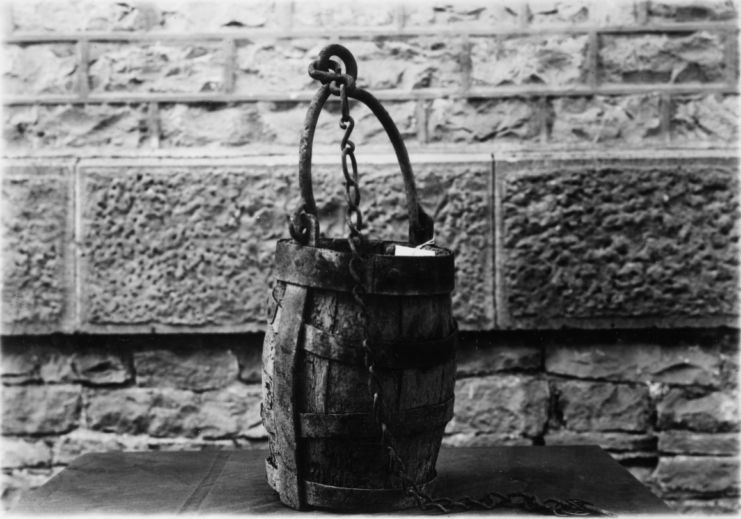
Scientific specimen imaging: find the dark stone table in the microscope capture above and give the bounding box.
[14,446,670,515]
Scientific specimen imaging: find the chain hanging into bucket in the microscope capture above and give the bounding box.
[302,45,614,518]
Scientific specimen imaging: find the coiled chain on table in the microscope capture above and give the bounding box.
[294,56,614,518]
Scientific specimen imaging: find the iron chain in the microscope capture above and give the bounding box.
[325,57,613,518]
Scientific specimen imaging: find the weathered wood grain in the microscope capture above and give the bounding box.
[264,240,457,510]
[272,284,310,509]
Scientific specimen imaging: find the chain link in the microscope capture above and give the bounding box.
[328,64,613,519]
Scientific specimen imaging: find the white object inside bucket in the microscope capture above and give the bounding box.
[394,245,435,257]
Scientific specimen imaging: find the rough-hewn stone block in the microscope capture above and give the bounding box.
[350,38,464,91]
[1,438,53,469]
[3,44,77,96]
[159,104,266,148]
[442,433,532,447]
[235,38,330,94]
[672,95,739,145]
[550,95,661,145]
[156,1,278,31]
[496,154,739,328]
[721,335,739,389]
[527,1,592,25]
[292,0,396,28]
[1,337,132,384]
[52,429,150,465]
[78,159,493,331]
[446,375,549,437]
[659,431,739,456]
[9,105,147,149]
[405,1,519,26]
[665,497,740,515]
[134,344,239,390]
[429,98,539,143]
[456,336,541,377]
[89,42,223,94]
[657,389,740,432]
[544,431,657,452]
[554,380,651,432]
[545,342,722,386]
[86,387,200,438]
[228,335,264,384]
[198,382,263,439]
[11,0,278,33]
[601,32,726,84]
[1,338,44,384]
[471,35,588,87]
[159,100,417,149]
[2,385,81,435]
[73,348,133,385]
[647,1,737,23]
[652,456,740,496]
[2,165,74,333]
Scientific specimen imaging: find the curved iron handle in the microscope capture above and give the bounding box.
[296,45,434,246]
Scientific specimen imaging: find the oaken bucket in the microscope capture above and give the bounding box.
[261,44,458,512]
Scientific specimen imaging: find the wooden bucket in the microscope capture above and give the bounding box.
[261,44,457,512]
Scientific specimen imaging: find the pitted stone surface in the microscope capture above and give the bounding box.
[80,162,492,330]
[79,165,294,329]
[657,389,740,432]
[545,342,722,386]
[134,346,239,390]
[2,167,71,328]
[429,98,539,143]
[2,385,81,435]
[500,160,739,323]
[90,42,224,93]
[446,375,549,437]
[554,380,651,432]
[601,32,726,84]
[3,44,77,96]
[471,35,588,87]
[550,95,661,145]
[672,95,739,145]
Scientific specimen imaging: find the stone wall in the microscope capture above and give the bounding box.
[3,328,739,512]
[2,0,739,514]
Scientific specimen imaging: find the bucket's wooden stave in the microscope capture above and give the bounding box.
[262,239,457,511]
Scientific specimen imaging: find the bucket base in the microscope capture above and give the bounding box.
[265,460,437,512]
